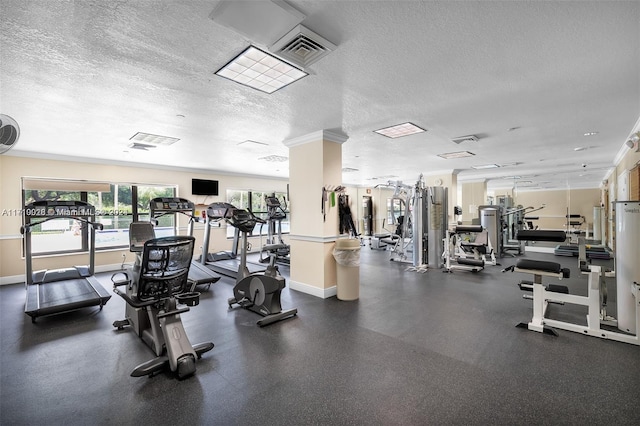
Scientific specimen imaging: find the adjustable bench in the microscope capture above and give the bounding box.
[506,229,640,345]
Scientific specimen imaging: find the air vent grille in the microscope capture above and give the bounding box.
[451,135,479,144]
[130,132,180,146]
[259,155,288,162]
[270,25,336,68]
[128,142,156,151]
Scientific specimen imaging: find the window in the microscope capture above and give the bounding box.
[23,189,87,254]
[135,185,176,238]
[22,179,176,256]
[387,198,405,230]
[225,189,289,238]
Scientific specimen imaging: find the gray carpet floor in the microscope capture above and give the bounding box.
[1,246,639,425]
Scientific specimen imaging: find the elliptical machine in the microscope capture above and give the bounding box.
[208,202,297,327]
[259,194,290,265]
[111,222,214,379]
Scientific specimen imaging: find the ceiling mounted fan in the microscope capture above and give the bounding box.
[0,114,20,154]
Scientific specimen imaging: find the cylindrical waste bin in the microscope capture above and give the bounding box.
[333,239,361,301]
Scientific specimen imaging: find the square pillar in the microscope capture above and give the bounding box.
[283,130,348,298]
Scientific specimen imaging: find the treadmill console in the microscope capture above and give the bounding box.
[206,202,236,220]
[150,197,194,213]
[265,196,281,207]
[24,200,95,218]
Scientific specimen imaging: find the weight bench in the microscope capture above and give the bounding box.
[503,230,571,335]
[370,218,401,250]
[505,230,640,344]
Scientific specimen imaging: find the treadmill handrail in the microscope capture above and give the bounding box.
[21,215,104,233]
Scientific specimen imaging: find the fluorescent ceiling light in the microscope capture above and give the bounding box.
[130,132,179,146]
[374,122,426,139]
[583,131,599,136]
[258,155,288,162]
[215,46,307,94]
[471,164,500,170]
[437,151,475,159]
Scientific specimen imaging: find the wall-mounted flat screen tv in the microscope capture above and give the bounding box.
[192,178,219,196]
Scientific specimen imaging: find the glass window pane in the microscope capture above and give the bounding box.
[137,185,176,234]
[22,190,84,255]
[90,185,133,249]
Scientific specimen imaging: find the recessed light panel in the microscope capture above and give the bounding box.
[215,46,307,94]
[437,151,475,159]
[583,131,599,136]
[374,122,426,139]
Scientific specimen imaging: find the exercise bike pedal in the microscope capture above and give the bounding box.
[112,319,130,330]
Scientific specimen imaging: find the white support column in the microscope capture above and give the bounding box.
[283,130,348,298]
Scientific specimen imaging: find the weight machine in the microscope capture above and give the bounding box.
[442,225,496,273]
[385,175,448,272]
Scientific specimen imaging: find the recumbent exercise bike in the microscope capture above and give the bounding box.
[111,222,214,379]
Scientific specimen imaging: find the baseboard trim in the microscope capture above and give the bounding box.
[289,280,336,299]
[1,263,125,286]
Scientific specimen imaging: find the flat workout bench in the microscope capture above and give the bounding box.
[504,230,571,335]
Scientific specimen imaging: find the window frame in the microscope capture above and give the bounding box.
[21,178,176,256]
[225,189,289,238]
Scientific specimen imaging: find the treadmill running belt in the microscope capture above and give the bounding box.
[38,279,99,308]
[25,276,112,320]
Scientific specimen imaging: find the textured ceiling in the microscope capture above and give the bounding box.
[1,0,639,191]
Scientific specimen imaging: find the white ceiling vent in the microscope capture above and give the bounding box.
[270,25,337,68]
[259,155,288,162]
[128,142,156,151]
[129,132,180,146]
[451,135,479,144]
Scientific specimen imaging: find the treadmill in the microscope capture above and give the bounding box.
[22,200,111,323]
[200,202,265,279]
[149,197,220,290]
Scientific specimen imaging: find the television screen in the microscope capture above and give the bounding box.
[192,178,219,196]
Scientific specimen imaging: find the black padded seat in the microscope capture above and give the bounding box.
[517,230,566,242]
[454,225,484,233]
[516,259,570,278]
